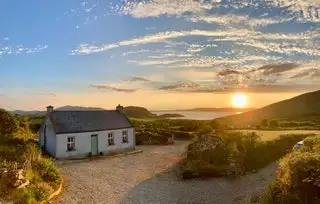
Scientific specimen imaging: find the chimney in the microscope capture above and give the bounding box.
[47,105,54,114]
[116,104,124,113]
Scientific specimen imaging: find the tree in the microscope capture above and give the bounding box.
[198,125,213,135]
[269,120,279,128]
[0,109,19,137]
[260,119,269,127]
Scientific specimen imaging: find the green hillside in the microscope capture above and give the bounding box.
[215,90,320,126]
[123,106,157,118]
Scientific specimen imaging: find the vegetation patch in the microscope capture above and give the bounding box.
[0,109,62,203]
[182,131,312,179]
[260,135,320,204]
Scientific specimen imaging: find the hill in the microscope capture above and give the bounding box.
[11,110,46,115]
[123,106,157,118]
[55,105,106,111]
[215,90,320,126]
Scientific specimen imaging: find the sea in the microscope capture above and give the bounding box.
[151,111,240,120]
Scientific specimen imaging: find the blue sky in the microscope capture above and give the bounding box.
[0,0,319,110]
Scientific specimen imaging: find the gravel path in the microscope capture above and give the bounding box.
[57,141,277,204]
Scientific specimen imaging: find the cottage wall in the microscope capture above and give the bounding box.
[55,128,135,159]
[44,117,56,157]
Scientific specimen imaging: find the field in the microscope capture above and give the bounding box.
[235,130,320,141]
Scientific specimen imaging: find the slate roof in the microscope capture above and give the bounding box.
[50,110,132,134]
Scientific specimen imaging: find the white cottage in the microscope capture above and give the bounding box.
[39,105,135,159]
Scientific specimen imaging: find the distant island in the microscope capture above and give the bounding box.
[157,113,185,118]
[153,107,254,112]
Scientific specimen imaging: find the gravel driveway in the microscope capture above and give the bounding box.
[57,141,276,204]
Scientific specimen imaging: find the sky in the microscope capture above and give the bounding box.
[0,0,319,111]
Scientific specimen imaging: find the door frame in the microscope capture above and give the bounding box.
[91,134,99,155]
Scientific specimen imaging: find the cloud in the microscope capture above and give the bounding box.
[267,0,320,22]
[71,27,318,55]
[290,71,311,79]
[188,14,285,28]
[0,44,48,57]
[158,82,201,91]
[148,53,193,59]
[125,77,151,82]
[119,0,215,18]
[312,71,320,78]
[116,0,319,23]
[127,59,186,66]
[90,84,138,93]
[121,49,150,56]
[218,69,241,76]
[71,29,252,55]
[256,63,300,75]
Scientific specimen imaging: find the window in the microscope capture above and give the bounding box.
[122,131,128,143]
[108,132,115,146]
[67,136,75,151]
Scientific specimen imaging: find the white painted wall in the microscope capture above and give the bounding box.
[44,116,56,157]
[55,128,135,159]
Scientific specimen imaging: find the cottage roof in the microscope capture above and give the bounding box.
[50,110,132,134]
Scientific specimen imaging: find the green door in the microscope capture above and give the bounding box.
[91,135,98,155]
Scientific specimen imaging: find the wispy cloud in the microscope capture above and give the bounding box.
[71,28,317,56]
[127,59,186,66]
[0,44,48,57]
[90,84,138,93]
[119,0,215,18]
[125,77,151,82]
[218,69,241,76]
[116,0,319,23]
[256,63,300,75]
[122,49,150,56]
[188,14,285,28]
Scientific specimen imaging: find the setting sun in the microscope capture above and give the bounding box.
[232,93,247,108]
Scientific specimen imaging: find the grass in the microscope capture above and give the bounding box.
[0,138,61,203]
[0,108,61,204]
[235,130,320,141]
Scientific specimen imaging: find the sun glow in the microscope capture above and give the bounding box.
[232,93,247,108]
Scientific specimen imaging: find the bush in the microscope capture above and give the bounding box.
[260,135,320,204]
[171,130,193,140]
[30,183,54,201]
[276,152,320,203]
[33,158,61,187]
[269,120,279,128]
[0,109,19,138]
[182,132,311,179]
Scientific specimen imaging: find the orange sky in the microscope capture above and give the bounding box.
[0,90,303,111]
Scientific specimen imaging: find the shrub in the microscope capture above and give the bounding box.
[0,109,19,138]
[171,130,193,140]
[260,135,320,204]
[276,152,320,203]
[29,183,54,201]
[269,120,279,128]
[9,188,36,204]
[33,158,61,187]
[260,119,269,127]
[182,132,311,179]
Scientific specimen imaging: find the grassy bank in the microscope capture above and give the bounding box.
[260,135,320,204]
[0,109,61,203]
[182,131,313,179]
